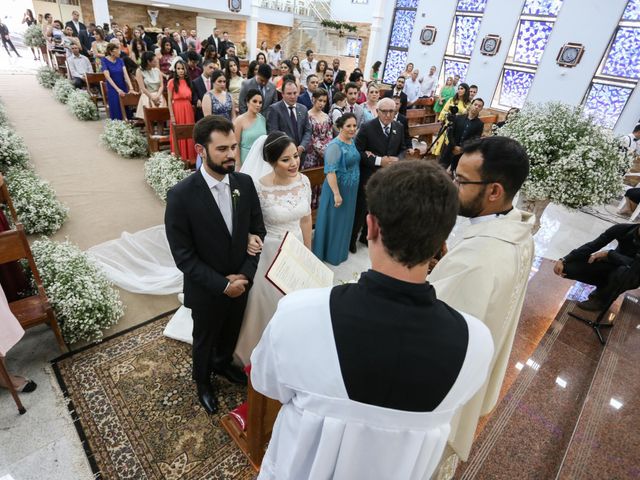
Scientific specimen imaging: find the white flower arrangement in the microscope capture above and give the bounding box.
[53,78,75,104]
[66,90,99,121]
[0,102,8,127]
[36,66,62,89]
[31,238,124,344]
[144,151,191,201]
[496,102,631,209]
[0,126,30,173]
[101,120,148,158]
[5,167,69,235]
[23,24,46,48]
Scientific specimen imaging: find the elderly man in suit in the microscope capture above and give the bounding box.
[267,79,312,157]
[65,10,86,37]
[350,97,406,252]
[238,64,277,114]
[297,73,318,110]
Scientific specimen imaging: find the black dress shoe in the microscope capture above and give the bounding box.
[196,383,219,414]
[213,363,247,385]
[349,244,357,254]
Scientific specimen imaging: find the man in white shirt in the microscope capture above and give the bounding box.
[67,44,93,88]
[621,125,640,156]
[420,65,437,98]
[404,69,422,108]
[300,49,317,87]
[267,44,282,67]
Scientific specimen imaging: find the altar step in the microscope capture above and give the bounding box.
[454,261,640,479]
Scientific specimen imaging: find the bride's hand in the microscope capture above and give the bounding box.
[247,234,263,256]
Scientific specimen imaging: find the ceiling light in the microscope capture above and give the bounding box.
[151,3,171,7]
[515,362,524,371]
[555,377,567,388]
[609,398,623,410]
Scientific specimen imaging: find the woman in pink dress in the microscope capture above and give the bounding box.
[167,59,196,165]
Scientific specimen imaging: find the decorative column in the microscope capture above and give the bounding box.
[364,0,386,78]
[92,0,111,27]
[246,0,261,61]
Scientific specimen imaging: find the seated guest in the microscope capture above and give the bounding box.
[67,43,93,88]
[202,70,235,121]
[62,25,82,57]
[554,223,640,311]
[192,60,216,121]
[297,73,318,110]
[266,79,312,157]
[135,51,166,118]
[267,43,282,67]
[429,136,533,478]
[167,60,196,163]
[440,98,485,172]
[252,160,494,480]
[495,107,519,129]
[233,89,267,165]
[114,30,129,55]
[239,63,277,114]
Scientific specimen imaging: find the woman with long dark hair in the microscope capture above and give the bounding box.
[22,9,39,60]
[370,60,381,82]
[433,82,471,156]
[247,60,259,79]
[167,59,196,163]
[135,51,166,118]
[130,38,146,64]
[225,58,244,111]
[290,55,302,82]
[157,38,177,78]
[202,69,235,120]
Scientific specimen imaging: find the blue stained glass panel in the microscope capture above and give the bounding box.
[522,0,563,16]
[455,15,482,56]
[514,20,553,65]
[444,59,469,82]
[389,9,417,49]
[499,69,535,108]
[602,27,640,79]
[395,0,419,8]
[623,0,640,20]
[583,83,632,129]
[383,49,409,84]
[456,0,488,12]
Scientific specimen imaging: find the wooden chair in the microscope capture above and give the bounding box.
[301,166,325,224]
[0,173,19,225]
[0,357,27,414]
[144,107,171,153]
[171,123,196,167]
[119,92,144,128]
[0,225,66,352]
[99,81,110,118]
[53,53,68,77]
[84,72,106,109]
[480,114,498,136]
[406,108,426,125]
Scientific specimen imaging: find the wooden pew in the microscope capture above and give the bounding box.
[0,173,19,224]
[84,72,106,110]
[301,166,325,224]
[171,123,196,167]
[406,108,426,126]
[144,107,171,153]
[53,53,68,77]
[118,92,144,128]
[99,81,110,118]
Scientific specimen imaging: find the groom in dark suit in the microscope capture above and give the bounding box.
[165,115,266,414]
[350,97,407,252]
[266,79,312,157]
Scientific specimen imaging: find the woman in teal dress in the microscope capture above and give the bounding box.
[312,113,360,266]
[233,88,267,165]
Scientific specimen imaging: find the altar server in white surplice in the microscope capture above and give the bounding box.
[251,161,494,480]
[429,136,534,479]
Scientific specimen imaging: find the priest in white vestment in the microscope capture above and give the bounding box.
[251,161,494,480]
[429,136,534,478]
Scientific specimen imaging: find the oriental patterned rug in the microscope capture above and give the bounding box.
[51,311,256,480]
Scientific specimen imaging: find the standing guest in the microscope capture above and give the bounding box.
[620,124,640,156]
[158,38,177,79]
[404,69,421,108]
[129,38,146,64]
[206,27,222,54]
[257,40,268,58]
[370,60,381,82]
[343,82,364,126]
[272,59,289,91]
[329,91,348,135]
[236,39,248,59]
[256,52,267,65]
[203,69,235,121]
[78,23,96,57]
[312,113,360,265]
[188,30,201,55]
[469,84,478,100]
[225,58,244,112]
[434,76,455,115]
[165,116,266,414]
[440,98,485,171]
[233,89,267,165]
[252,160,493,480]
[203,46,221,69]
[334,70,347,93]
[315,59,328,78]
[420,65,438,98]
[67,44,93,88]
[362,82,380,122]
[90,28,108,71]
[350,98,406,252]
[297,73,318,110]
[0,20,20,57]
[319,68,335,113]
[349,71,367,104]
[22,9,40,60]
[304,89,332,169]
[430,136,532,479]
[290,55,302,82]
[246,60,259,79]
[135,51,166,118]
[115,30,129,55]
[186,50,203,80]
[123,24,133,42]
[266,79,312,157]
[383,76,408,115]
[238,63,277,114]
[167,60,196,163]
[192,59,216,121]
[268,44,282,67]
[453,74,461,86]
[331,57,345,83]
[300,49,317,87]
[102,43,137,120]
[137,25,154,51]
[434,83,471,157]
[172,31,188,55]
[401,62,414,78]
[219,31,231,59]
[221,45,240,70]
[43,13,54,53]
[392,96,412,150]
[65,10,86,36]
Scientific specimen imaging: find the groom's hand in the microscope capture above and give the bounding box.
[224,278,248,298]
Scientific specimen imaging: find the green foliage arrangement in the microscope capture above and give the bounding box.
[321,19,358,33]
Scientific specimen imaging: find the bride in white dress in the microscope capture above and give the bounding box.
[233,132,312,365]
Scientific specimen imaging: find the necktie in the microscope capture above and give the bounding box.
[215,182,233,234]
[384,125,390,136]
[350,105,354,113]
[288,106,300,144]
[205,77,211,91]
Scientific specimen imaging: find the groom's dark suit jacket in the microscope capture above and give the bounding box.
[165,170,266,310]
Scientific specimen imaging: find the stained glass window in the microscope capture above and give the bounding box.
[499,69,535,108]
[444,59,469,82]
[395,0,419,7]
[602,27,640,79]
[514,20,554,65]
[522,0,564,17]
[456,0,488,12]
[623,0,640,20]
[382,49,409,84]
[455,16,482,56]
[583,83,633,128]
[389,9,417,49]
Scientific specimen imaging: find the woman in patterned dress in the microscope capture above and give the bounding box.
[202,69,236,121]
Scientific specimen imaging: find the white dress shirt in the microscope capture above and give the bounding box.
[420,74,437,97]
[200,167,232,229]
[67,53,93,79]
[403,78,421,103]
[300,58,317,86]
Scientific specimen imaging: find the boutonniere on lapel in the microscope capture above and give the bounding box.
[392,129,397,135]
[232,189,240,209]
